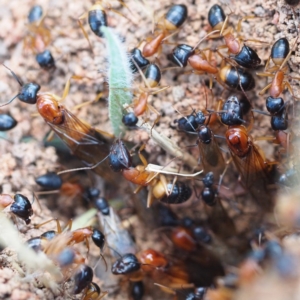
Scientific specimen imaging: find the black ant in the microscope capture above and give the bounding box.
[201,172,217,207]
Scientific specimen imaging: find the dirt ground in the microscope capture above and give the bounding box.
[0,0,300,299]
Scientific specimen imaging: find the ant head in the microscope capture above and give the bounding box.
[198,125,212,144]
[19,83,40,104]
[109,139,132,172]
[2,65,40,107]
[203,172,214,187]
[167,44,194,68]
[266,96,285,115]
[122,112,138,127]
[11,193,33,224]
[111,253,141,275]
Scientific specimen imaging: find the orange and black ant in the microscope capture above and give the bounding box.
[225,125,274,210]
[78,1,131,50]
[108,139,192,207]
[25,5,55,70]
[257,37,300,98]
[167,41,219,89]
[122,63,169,128]
[33,218,107,270]
[112,249,191,291]
[140,4,188,58]
[82,282,107,300]
[207,4,262,69]
[2,65,119,183]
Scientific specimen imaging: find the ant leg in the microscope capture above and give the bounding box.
[64,219,73,231]
[85,237,90,256]
[147,104,161,135]
[31,192,42,215]
[78,12,94,52]
[220,16,230,36]
[138,144,148,167]
[34,218,62,233]
[147,186,154,208]
[160,174,171,196]
[258,82,272,96]
[285,81,300,99]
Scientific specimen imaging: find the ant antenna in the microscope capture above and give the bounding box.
[57,154,110,175]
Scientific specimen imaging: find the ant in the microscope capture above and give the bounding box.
[34,218,107,269]
[131,281,144,300]
[257,37,300,98]
[2,65,119,183]
[175,110,207,133]
[218,64,255,92]
[35,172,63,190]
[213,95,250,126]
[112,250,191,291]
[0,193,33,225]
[0,113,17,131]
[82,282,107,300]
[225,125,274,210]
[207,4,262,69]
[74,264,94,294]
[197,124,226,178]
[129,48,150,74]
[122,63,168,128]
[167,41,219,89]
[140,4,188,58]
[25,5,55,70]
[83,187,111,216]
[253,96,289,131]
[201,172,217,207]
[154,284,207,300]
[78,1,131,50]
[108,139,192,207]
[74,264,108,299]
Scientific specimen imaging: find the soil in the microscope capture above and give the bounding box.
[0,0,300,299]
